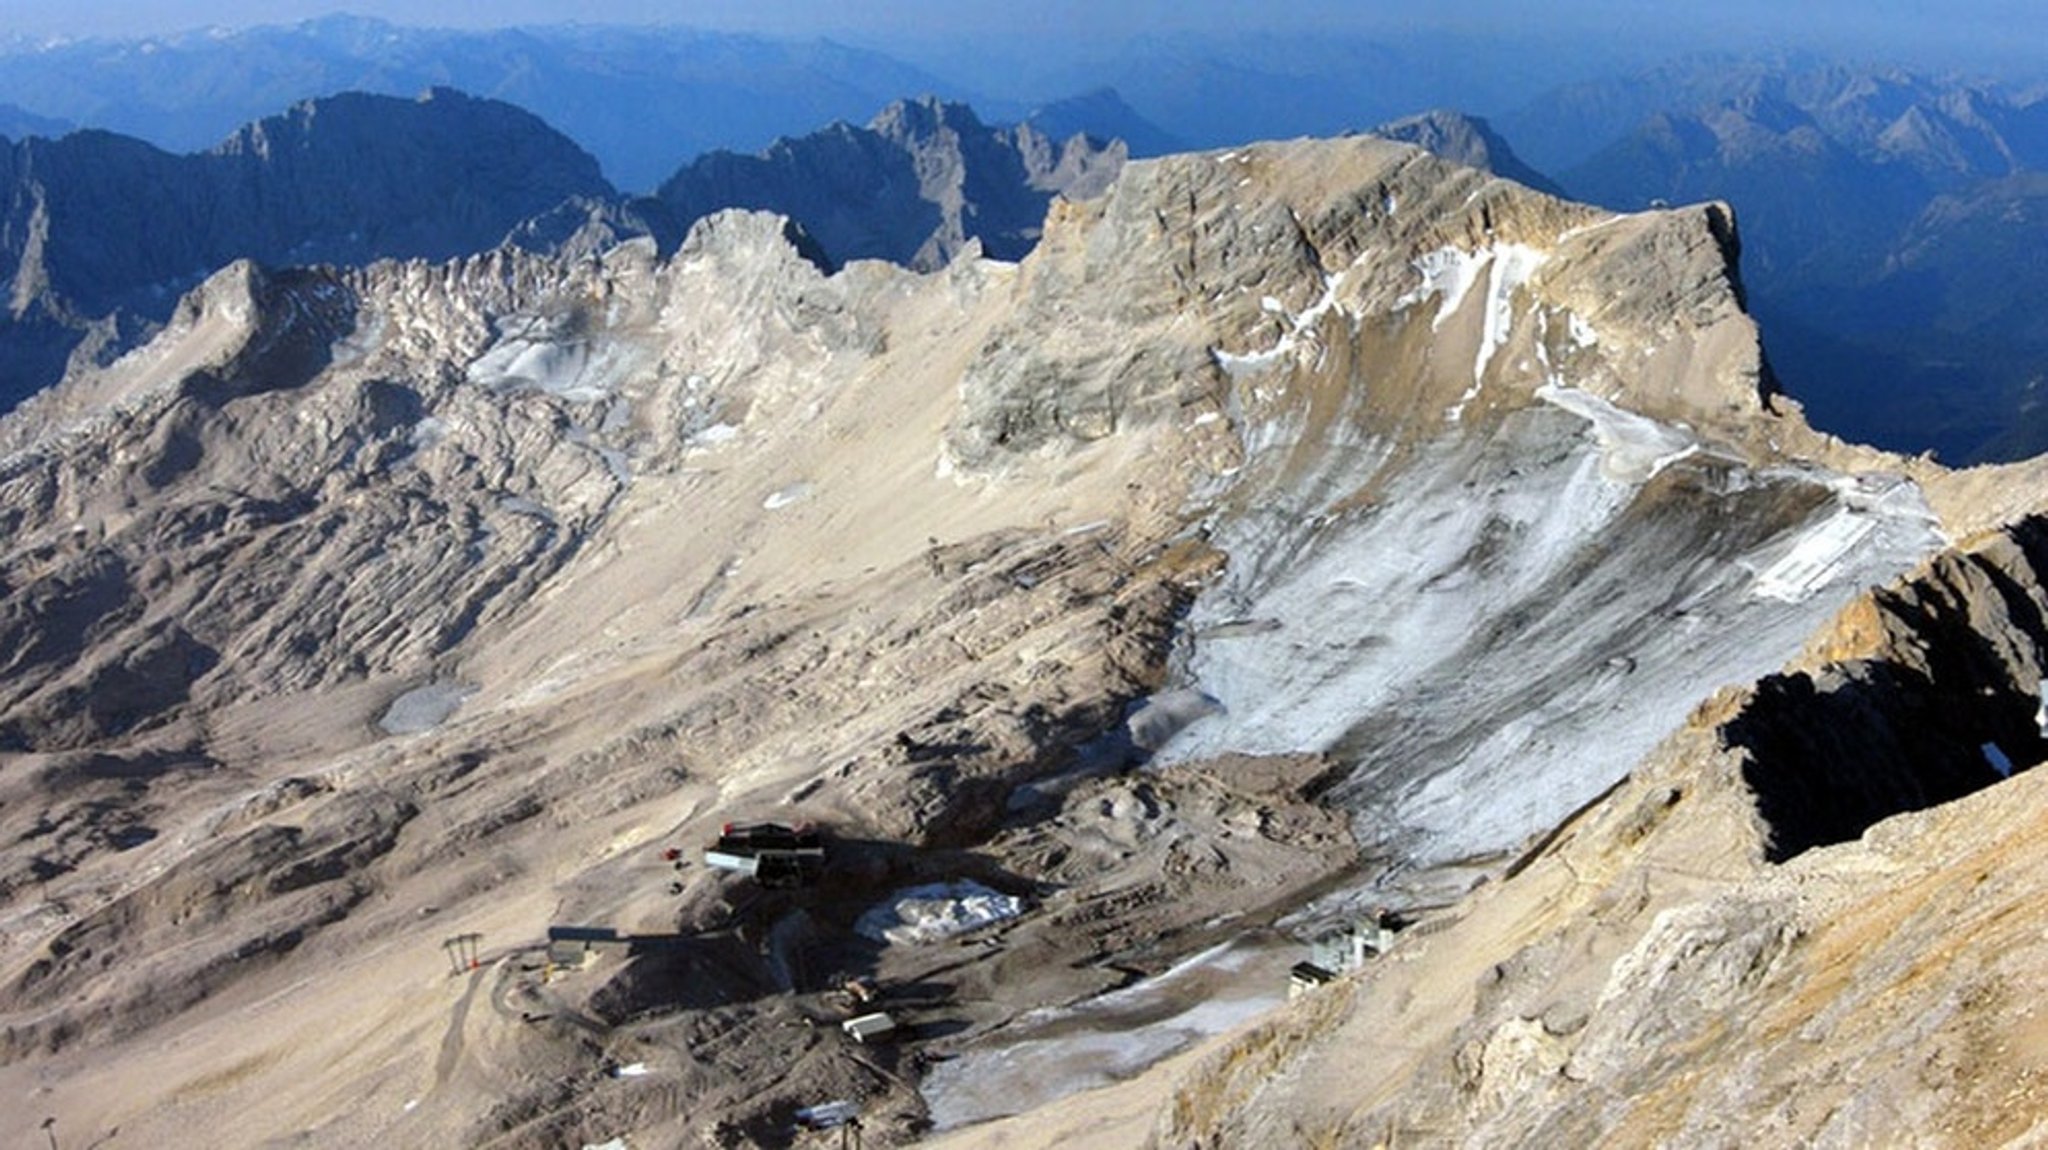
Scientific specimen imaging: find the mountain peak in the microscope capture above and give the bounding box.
[660,96,1123,270]
[1024,87,1185,158]
[0,115,1984,1147]
[1368,108,1566,197]
[869,94,984,141]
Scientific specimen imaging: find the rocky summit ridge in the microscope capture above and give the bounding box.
[658,95,1126,271]
[0,88,614,416]
[0,129,2040,1148]
[0,87,1140,434]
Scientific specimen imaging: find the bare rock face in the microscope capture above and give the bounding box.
[1544,66,2048,465]
[0,134,2004,1147]
[656,95,1126,270]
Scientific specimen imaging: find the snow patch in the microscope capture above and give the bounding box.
[1537,384,1699,483]
[1213,345,1290,377]
[1394,247,1486,329]
[409,417,447,451]
[465,318,645,402]
[1473,244,1547,384]
[1128,689,1225,750]
[689,422,740,449]
[1155,395,1944,872]
[1750,509,1877,603]
[762,482,812,510]
[920,939,1279,1129]
[329,309,388,369]
[1568,311,1600,349]
[1748,474,1936,603]
[856,882,1024,945]
[378,682,476,736]
[1211,273,1349,377]
[1393,244,1547,369]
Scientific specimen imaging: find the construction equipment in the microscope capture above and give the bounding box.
[702,821,825,888]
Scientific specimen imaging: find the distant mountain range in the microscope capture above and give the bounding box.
[0,101,67,140]
[0,86,1142,415]
[0,15,961,192]
[5,18,2048,462]
[1022,88,1185,159]
[5,89,606,317]
[0,88,609,412]
[0,17,1623,190]
[965,27,1641,152]
[1530,62,2048,462]
[1368,109,1565,198]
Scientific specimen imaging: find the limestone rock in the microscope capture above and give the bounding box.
[0,131,2021,1148]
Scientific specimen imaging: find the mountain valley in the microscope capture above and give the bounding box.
[3,115,2045,1145]
[2,16,2048,1148]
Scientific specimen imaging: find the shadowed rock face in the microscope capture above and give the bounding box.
[1728,517,2048,861]
[1731,662,2018,861]
[4,89,610,317]
[656,96,1125,270]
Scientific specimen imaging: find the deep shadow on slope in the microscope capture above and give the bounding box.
[1726,516,2048,861]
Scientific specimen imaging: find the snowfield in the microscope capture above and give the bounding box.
[1158,395,1943,875]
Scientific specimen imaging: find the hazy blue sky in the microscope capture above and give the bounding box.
[0,1,2029,41]
[0,1,2040,75]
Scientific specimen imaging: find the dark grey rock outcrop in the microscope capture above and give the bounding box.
[1369,108,1566,197]
[656,96,1125,271]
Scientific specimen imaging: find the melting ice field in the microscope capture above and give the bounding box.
[1155,394,1945,874]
